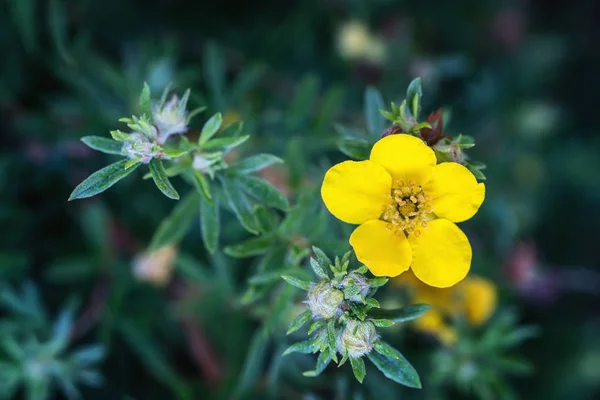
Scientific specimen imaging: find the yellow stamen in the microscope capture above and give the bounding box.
[381,180,434,236]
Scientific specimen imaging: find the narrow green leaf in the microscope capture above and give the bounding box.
[224,235,275,258]
[199,190,219,253]
[286,310,312,335]
[309,257,329,280]
[8,0,37,53]
[254,205,279,232]
[235,174,289,211]
[368,344,421,388]
[48,0,73,64]
[350,357,366,383]
[69,159,140,200]
[406,78,422,120]
[202,134,249,152]
[303,352,331,377]
[373,340,400,360]
[281,275,310,291]
[326,319,338,362]
[191,170,212,201]
[312,247,331,270]
[368,304,431,323]
[110,130,129,141]
[365,87,386,137]
[232,154,283,174]
[222,177,259,234]
[369,277,389,288]
[81,136,123,155]
[149,192,200,250]
[287,75,319,130]
[119,321,182,392]
[234,330,269,397]
[149,159,180,200]
[203,42,227,110]
[308,320,326,335]
[199,113,223,145]
[139,82,152,117]
[124,158,141,170]
[371,319,394,328]
[338,138,371,160]
[282,339,314,356]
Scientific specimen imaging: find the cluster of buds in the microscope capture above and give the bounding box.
[379,78,487,180]
[282,248,426,386]
[110,84,203,165]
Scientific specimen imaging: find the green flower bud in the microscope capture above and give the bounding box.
[340,272,370,302]
[121,133,163,164]
[153,95,189,144]
[307,280,344,319]
[338,320,377,358]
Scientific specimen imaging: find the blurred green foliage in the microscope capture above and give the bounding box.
[1,0,600,399]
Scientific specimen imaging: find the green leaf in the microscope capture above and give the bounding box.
[149,192,200,251]
[287,74,319,130]
[406,78,422,120]
[371,319,394,328]
[373,340,400,360]
[118,321,183,393]
[191,170,212,201]
[232,154,283,174]
[203,42,227,110]
[365,87,386,137]
[235,174,289,211]
[338,138,371,160]
[124,158,141,170]
[309,258,329,280]
[202,134,250,152]
[69,159,140,200]
[222,177,259,234]
[287,310,312,335]
[199,191,219,253]
[110,129,129,141]
[8,0,37,53]
[198,113,223,145]
[81,136,122,155]
[369,277,389,288]
[350,357,366,383]
[254,205,279,232]
[139,82,152,117]
[326,319,338,362]
[303,352,331,377]
[368,343,421,388]
[234,330,269,397]
[368,304,431,323]
[48,0,73,64]
[312,247,331,270]
[149,159,180,200]
[224,235,275,258]
[283,339,314,356]
[281,275,310,291]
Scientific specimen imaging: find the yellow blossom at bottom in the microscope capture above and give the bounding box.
[394,271,497,345]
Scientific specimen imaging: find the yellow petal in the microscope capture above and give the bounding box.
[458,276,497,326]
[409,219,472,288]
[350,220,412,277]
[424,162,485,223]
[413,309,457,346]
[321,160,392,224]
[370,134,436,184]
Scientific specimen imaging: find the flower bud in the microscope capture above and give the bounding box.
[307,280,344,319]
[338,320,377,358]
[133,245,177,286]
[340,272,371,302]
[121,133,162,164]
[153,95,188,144]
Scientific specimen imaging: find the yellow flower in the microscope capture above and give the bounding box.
[321,134,485,287]
[394,272,498,344]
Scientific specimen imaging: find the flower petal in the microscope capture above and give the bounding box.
[321,160,392,224]
[350,220,412,277]
[370,134,436,185]
[409,219,471,288]
[458,276,497,326]
[424,162,485,223]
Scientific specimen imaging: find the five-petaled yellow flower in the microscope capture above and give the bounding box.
[321,134,485,287]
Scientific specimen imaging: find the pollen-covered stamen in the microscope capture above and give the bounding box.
[381,180,434,237]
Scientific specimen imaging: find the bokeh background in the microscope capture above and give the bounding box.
[1,0,600,399]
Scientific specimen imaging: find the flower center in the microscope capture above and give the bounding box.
[381,180,434,238]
